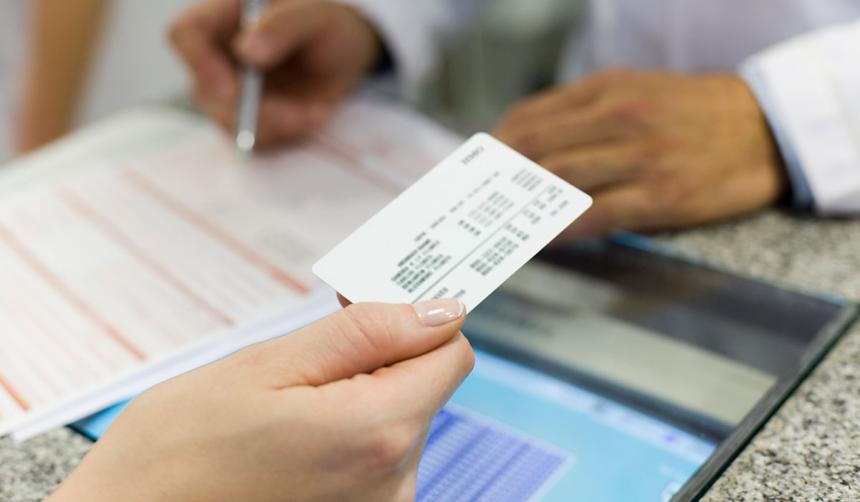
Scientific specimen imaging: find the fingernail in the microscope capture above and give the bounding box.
[414,298,466,327]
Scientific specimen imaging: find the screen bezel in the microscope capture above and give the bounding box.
[673,303,856,500]
[462,237,857,501]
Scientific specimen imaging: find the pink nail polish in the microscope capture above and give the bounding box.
[413,298,466,327]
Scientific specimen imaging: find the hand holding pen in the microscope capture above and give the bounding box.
[170,0,384,151]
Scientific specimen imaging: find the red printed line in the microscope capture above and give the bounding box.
[312,134,404,195]
[60,191,235,327]
[0,223,147,362]
[122,170,311,296]
[0,370,30,411]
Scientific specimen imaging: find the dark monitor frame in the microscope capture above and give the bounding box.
[463,236,857,501]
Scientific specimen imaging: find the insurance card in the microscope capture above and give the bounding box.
[313,133,592,311]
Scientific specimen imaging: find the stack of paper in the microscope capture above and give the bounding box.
[0,96,460,440]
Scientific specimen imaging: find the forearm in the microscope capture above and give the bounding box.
[16,0,110,153]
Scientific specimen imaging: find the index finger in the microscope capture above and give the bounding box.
[169,0,242,100]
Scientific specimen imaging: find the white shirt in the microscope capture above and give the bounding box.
[342,0,860,214]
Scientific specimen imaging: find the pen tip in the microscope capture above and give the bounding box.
[236,130,256,156]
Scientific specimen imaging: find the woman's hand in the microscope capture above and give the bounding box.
[49,299,472,502]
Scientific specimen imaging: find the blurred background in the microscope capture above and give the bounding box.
[0,0,196,161]
[0,0,584,163]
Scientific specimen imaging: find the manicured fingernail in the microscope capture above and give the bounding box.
[414,298,466,326]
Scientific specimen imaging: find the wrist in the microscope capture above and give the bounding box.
[48,471,121,502]
[736,68,812,209]
[48,451,174,502]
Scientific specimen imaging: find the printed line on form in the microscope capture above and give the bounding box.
[60,191,235,327]
[122,169,311,295]
[0,223,146,362]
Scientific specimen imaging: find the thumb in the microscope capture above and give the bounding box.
[233,1,329,68]
[243,300,467,388]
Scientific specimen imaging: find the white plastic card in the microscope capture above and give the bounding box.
[313,133,592,311]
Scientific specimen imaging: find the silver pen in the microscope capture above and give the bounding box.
[235,0,268,155]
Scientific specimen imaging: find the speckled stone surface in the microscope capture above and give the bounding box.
[0,429,90,502]
[657,211,860,502]
[1,209,859,501]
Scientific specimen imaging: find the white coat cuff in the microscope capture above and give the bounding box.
[740,20,860,214]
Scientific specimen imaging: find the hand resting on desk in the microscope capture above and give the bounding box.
[494,70,789,239]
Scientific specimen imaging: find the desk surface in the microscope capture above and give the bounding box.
[2,209,859,501]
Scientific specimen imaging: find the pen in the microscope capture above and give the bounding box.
[235,0,268,155]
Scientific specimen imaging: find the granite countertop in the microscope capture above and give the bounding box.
[2,209,859,501]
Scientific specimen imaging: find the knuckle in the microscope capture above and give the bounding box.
[339,303,395,355]
[360,423,421,471]
[605,97,651,130]
[650,174,696,207]
[626,138,669,179]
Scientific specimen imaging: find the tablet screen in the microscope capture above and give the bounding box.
[418,349,715,502]
[441,237,853,501]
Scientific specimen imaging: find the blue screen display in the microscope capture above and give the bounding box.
[425,350,716,501]
[74,349,715,501]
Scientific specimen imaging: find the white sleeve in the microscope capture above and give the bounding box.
[741,19,860,214]
[335,0,486,98]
